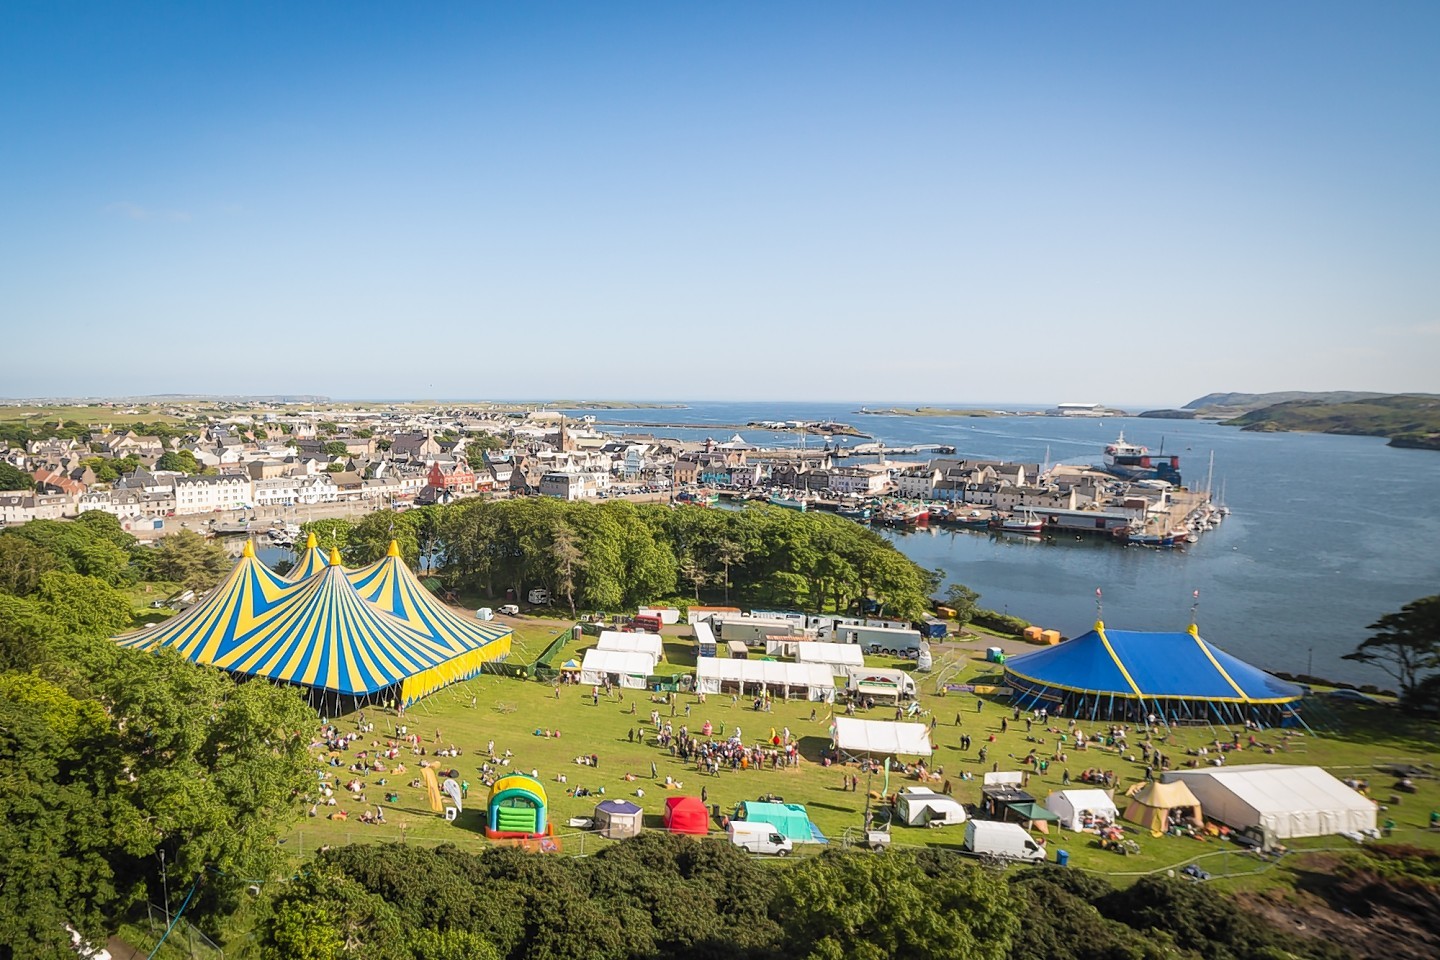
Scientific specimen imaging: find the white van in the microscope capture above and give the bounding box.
[963,820,1045,862]
[727,820,793,856]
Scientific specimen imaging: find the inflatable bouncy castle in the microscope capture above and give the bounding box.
[486,773,551,839]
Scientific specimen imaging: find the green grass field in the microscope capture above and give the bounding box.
[289,619,1440,883]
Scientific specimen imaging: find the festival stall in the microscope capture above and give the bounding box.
[734,800,819,843]
[793,641,865,671]
[894,787,968,827]
[1045,789,1120,832]
[663,795,710,835]
[843,667,918,702]
[832,717,933,759]
[579,648,656,689]
[593,799,643,840]
[595,630,665,661]
[694,659,835,701]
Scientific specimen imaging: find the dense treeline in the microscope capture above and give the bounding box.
[302,500,944,620]
[256,836,1346,960]
[0,514,314,959]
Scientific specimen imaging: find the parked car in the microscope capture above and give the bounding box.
[498,604,520,616]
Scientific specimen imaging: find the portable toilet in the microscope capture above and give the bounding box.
[986,646,1005,664]
[477,607,494,621]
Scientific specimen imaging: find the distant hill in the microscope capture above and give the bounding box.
[1181,391,1389,417]
[1222,394,1440,450]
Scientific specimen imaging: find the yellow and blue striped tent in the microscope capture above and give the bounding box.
[347,540,512,669]
[118,540,296,664]
[118,541,499,705]
[286,532,330,581]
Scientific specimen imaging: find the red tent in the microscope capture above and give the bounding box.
[663,795,710,835]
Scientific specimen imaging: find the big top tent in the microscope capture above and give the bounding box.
[286,532,331,581]
[118,540,510,707]
[1003,620,1305,725]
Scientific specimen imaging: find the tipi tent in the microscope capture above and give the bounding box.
[1122,779,1204,834]
[1162,765,1376,839]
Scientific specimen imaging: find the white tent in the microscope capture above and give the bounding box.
[794,641,865,670]
[1044,789,1119,831]
[694,659,835,701]
[1163,764,1377,839]
[833,717,933,757]
[579,648,656,688]
[844,667,918,701]
[894,787,967,827]
[595,630,664,661]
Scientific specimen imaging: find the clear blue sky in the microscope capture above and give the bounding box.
[2,2,1436,405]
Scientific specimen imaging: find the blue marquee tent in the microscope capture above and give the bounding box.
[1003,621,1305,726]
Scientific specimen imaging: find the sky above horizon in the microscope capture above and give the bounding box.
[2,2,1437,406]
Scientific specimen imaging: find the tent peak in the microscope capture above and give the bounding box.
[328,547,343,565]
[387,539,401,558]
[1187,622,1199,637]
[242,539,255,559]
[306,532,318,549]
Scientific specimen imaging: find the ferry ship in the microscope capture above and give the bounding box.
[1102,432,1182,485]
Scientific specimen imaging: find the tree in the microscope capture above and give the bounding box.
[0,461,36,491]
[1343,596,1440,706]
[323,440,350,458]
[549,523,584,616]
[945,583,981,627]
[0,535,59,596]
[716,537,745,604]
[773,849,1019,960]
[35,571,134,641]
[150,529,231,591]
[156,449,201,474]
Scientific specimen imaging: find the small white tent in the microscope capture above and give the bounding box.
[579,648,656,688]
[1163,764,1377,839]
[1044,789,1119,831]
[794,641,865,670]
[694,659,834,701]
[833,717,933,757]
[595,630,664,661]
[895,787,967,827]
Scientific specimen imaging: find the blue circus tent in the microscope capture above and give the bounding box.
[1003,621,1305,726]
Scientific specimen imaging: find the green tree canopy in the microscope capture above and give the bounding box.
[0,461,35,490]
[149,528,232,591]
[156,449,202,474]
[1344,595,1440,706]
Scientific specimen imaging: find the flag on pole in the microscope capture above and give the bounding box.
[1095,588,1102,598]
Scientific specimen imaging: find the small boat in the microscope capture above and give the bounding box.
[1128,532,1179,548]
[991,510,1044,534]
[676,490,719,507]
[210,520,252,535]
[768,494,808,512]
[837,505,872,522]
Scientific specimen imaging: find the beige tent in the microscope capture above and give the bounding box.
[1123,779,1203,833]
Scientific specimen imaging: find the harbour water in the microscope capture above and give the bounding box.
[571,402,1440,687]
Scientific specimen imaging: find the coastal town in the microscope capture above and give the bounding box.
[1,402,1222,547]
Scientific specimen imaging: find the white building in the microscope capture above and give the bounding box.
[828,466,890,497]
[173,475,252,515]
[0,492,72,524]
[253,473,339,506]
[893,466,941,499]
[539,470,607,500]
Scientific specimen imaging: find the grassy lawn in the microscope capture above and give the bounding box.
[0,404,187,425]
[287,619,1440,882]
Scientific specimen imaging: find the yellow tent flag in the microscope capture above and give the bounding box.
[420,766,443,814]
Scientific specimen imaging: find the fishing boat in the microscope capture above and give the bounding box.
[676,490,719,507]
[881,504,930,528]
[210,519,252,535]
[837,504,872,522]
[991,509,1045,534]
[1101,431,1182,485]
[768,494,808,512]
